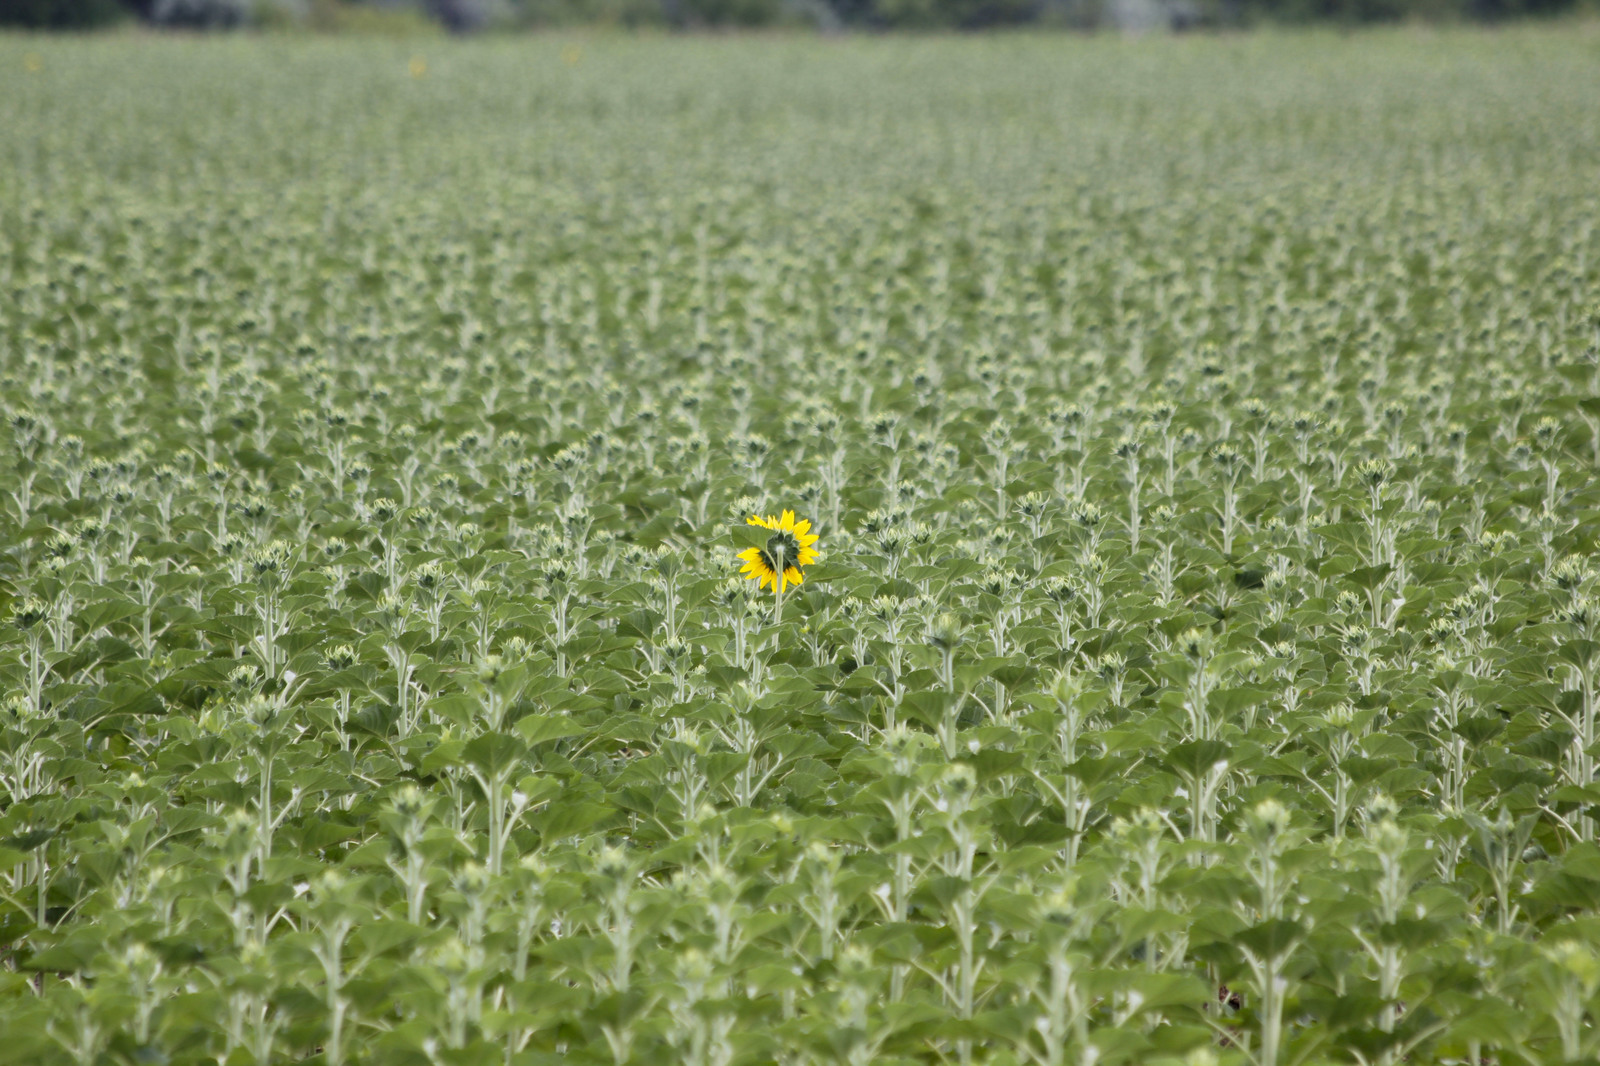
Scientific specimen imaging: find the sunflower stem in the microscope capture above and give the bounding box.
[773,545,787,628]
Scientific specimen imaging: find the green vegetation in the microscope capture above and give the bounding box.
[4,28,1600,1065]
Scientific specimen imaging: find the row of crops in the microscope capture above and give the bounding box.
[3,30,1600,1065]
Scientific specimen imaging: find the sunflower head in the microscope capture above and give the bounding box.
[736,509,820,594]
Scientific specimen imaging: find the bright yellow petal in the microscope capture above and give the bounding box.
[785,567,803,587]
[794,519,811,536]
[780,510,796,530]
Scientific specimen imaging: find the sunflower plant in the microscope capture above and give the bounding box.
[735,509,820,620]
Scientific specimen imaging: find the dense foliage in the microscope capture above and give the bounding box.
[5,29,1600,1066]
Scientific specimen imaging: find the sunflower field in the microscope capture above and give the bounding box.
[3,27,1600,1066]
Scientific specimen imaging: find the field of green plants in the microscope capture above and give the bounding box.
[4,27,1600,1065]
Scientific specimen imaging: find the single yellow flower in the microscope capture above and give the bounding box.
[736,510,819,595]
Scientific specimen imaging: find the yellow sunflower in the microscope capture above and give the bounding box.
[736,510,820,594]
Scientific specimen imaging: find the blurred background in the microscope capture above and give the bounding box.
[1,0,1591,38]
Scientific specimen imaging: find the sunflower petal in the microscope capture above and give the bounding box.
[734,509,819,596]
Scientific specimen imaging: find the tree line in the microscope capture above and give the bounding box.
[0,0,1588,40]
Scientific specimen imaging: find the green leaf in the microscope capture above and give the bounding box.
[463,731,527,779]
[1163,740,1231,780]
[1234,918,1303,959]
[515,714,587,747]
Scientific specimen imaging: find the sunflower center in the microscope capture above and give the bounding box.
[761,531,802,572]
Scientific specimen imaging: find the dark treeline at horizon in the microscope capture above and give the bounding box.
[1,0,1589,33]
